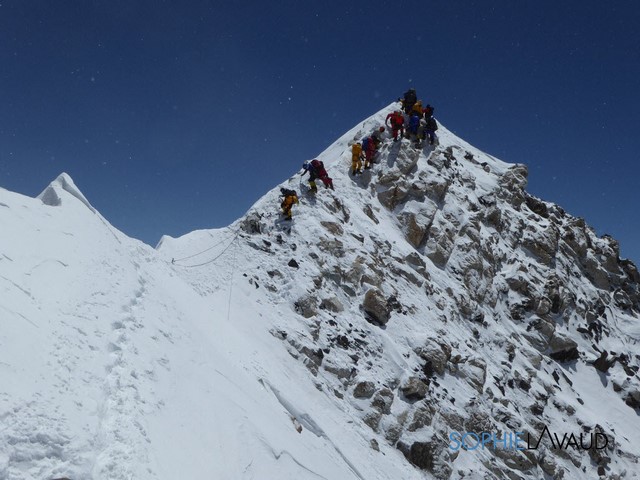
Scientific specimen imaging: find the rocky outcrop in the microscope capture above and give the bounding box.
[458,357,487,393]
[353,381,376,399]
[378,183,410,210]
[415,339,451,376]
[294,295,317,318]
[401,377,428,401]
[399,203,437,249]
[424,221,455,268]
[548,334,579,362]
[319,296,344,313]
[252,110,640,480]
[362,288,392,325]
[371,388,394,415]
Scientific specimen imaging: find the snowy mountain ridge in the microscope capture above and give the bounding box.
[2,103,640,479]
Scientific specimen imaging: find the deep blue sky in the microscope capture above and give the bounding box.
[1,1,639,261]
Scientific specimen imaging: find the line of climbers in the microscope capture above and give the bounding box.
[280,158,335,220]
[279,88,438,220]
[392,87,437,147]
[351,127,384,175]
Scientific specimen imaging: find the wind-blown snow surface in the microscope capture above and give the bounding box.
[2,104,640,479]
[0,175,418,478]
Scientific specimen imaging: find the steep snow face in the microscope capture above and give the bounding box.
[160,103,640,479]
[0,177,420,479]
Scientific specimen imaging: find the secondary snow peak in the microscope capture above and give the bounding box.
[37,172,96,212]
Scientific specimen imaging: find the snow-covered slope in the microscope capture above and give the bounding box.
[2,103,640,480]
[0,173,419,479]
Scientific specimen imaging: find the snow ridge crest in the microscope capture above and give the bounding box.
[37,172,95,212]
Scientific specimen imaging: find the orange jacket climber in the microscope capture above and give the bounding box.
[351,142,364,175]
[280,188,299,220]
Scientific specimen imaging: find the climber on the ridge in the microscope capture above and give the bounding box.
[411,100,423,117]
[385,110,405,141]
[402,88,417,114]
[424,115,438,146]
[302,159,334,192]
[351,141,364,175]
[423,103,434,119]
[371,126,385,148]
[279,188,299,220]
[407,112,421,142]
[362,136,377,169]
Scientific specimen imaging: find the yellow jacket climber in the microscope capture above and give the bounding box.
[351,142,364,175]
[411,100,423,116]
[280,188,299,220]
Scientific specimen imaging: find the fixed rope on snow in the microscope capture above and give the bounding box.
[171,229,241,268]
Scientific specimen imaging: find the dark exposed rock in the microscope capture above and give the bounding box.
[625,389,640,409]
[524,316,555,351]
[401,377,428,401]
[404,251,427,271]
[353,381,376,399]
[587,425,613,468]
[525,194,549,218]
[530,403,544,416]
[294,295,317,318]
[500,164,528,191]
[613,288,633,310]
[317,238,345,257]
[584,255,611,290]
[378,183,410,210]
[335,334,350,349]
[415,339,451,376]
[363,204,379,224]
[320,221,344,236]
[384,421,404,444]
[407,403,435,431]
[409,441,437,470]
[403,441,452,478]
[521,225,559,266]
[300,346,323,374]
[323,361,354,381]
[389,263,423,287]
[535,297,552,316]
[240,211,262,234]
[518,379,531,392]
[287,258,299,268]
[425,223,455,268]
[424,175,451,202]
[378,171,403,187]
[485,206,502,228]
[548,334,579,362]
[493,446,535,472]
[319,296,344,313]
[459,357,487,393]
[351,233,365,243]
[363,411,382,431]
[363,288,392,325]
[371,388,394,414]
[464,408,492,433]
[593,350,617,373]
